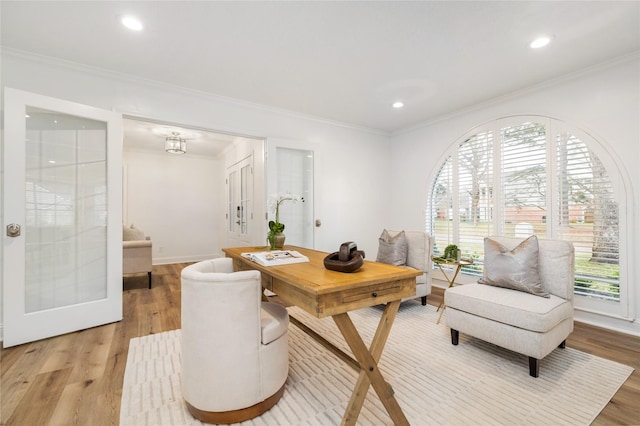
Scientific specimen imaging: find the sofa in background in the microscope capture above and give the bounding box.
[123,224,152,289]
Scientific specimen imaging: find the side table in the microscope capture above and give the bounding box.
[432,256,474,324]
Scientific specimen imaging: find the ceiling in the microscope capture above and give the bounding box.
[2,1,639,139]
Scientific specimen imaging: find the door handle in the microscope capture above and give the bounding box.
[7,223,21,237]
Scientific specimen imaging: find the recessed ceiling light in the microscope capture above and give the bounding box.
[121,15,143,31]
[392,101,404,109]
[530,36,552,49]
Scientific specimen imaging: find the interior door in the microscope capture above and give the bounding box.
[266,141,314,248]
[3,88,122,347]
[226,155,254,247]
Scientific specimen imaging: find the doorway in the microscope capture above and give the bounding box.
[122,117,264,262]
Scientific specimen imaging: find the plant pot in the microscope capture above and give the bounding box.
[268,232,286,250]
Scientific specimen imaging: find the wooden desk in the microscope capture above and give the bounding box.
[223,246,420,426]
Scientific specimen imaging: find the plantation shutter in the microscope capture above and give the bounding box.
[457,131,493,274]
[427,117,622,307]
[556,132,620,301]
[428,158,453,257]
[501,122,547,237]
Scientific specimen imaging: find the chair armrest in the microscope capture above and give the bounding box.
[123,240,152,249]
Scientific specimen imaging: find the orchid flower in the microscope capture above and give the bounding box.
[267,193,304,235]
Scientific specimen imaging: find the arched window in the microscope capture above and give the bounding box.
[427,116,627,317]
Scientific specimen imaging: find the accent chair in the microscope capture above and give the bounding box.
[181,258,289,424]
[445,236,575,377]
[377,229,433,305]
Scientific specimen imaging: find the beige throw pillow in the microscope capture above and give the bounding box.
[123,224,145,241]
[376,229,408,266]
[478,235,549,298]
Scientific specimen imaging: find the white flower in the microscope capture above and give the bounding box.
[267,192,305,222]
[267,196,279,215]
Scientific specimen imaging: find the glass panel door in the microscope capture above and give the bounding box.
[228,169,237,232]
[266,139,314,249]
[3,88,122,347]
[225,155,253,247]
[25,107,108,312]
[240,162,251,235]
[274,147,314,247]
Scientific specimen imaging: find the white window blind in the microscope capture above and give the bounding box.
[428,158,453,256]
[458,131,493,274]
[501,122,547,236]
[427,117,622,305]
[556,133,620,301]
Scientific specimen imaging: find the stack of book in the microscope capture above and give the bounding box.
[241,250,309,266]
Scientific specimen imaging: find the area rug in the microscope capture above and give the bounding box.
[120,303,633,425]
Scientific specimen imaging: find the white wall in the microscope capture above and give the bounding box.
[389,54,640,335]
[123,150,223,264]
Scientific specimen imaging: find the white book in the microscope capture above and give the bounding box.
[241,250,310,266]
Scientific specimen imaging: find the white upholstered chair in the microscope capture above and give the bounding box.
[181,258,289,424]
[445,236,575,377]
[122,225,152,289]
[378,230,433,305]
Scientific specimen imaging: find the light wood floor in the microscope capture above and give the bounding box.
[1,263,639,425]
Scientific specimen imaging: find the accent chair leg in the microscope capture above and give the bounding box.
[558,340,566,349]
[421,296,427,306]
[529,357,540,378]
[148,271,152,289]
[451,329,459,345]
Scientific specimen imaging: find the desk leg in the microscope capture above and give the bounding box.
[333,300,409,426]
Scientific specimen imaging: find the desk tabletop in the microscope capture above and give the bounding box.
[223,245,420,317]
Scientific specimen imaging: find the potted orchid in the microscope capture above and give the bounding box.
[267,193,304,249]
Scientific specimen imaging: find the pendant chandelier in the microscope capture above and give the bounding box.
[165,131,186,154]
